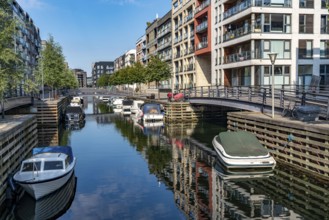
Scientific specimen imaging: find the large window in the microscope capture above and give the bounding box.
[298,65,313,86]
[263,40,291,59]
[321,15,329,34]
[263,14,291,33]
[299,40,313,59]
[264,65,290,85]
[299,14,313,33]
[320,40,329,58]
[320,65,329,88]
[299,0,314,8]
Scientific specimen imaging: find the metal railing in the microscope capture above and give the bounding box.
[179,85,329,120]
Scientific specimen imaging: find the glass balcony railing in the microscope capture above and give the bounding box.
[224,51,251,64]
[223,0,292,20]
[195,0,210,15]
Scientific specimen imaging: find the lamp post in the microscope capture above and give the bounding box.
[268,52,277,119]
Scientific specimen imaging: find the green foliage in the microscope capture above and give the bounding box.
[35,35,78,93]
[145,56,172,85]
[0,1,24,118]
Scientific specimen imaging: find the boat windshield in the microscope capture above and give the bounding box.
[44,161,64,170]
[143,105,160,114]
[22,161,41,172]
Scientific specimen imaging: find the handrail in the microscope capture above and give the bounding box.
[180,85,329,120]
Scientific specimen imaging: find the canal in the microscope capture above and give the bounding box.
[2,96,329,220]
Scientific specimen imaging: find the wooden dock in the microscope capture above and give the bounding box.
[165,102,229,122]
[227,111,329,180]
[0,115,38,205]
[36,97,69,146]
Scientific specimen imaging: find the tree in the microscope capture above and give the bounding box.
[0,1,24,119]
[145,56,172,87]
[35,35,75,98]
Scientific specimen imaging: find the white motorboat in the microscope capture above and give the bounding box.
[13,146,76,200]
[122,99,133,115]
[64,105,85,123]
[131,100,144,114]
[212,131,276,173]
[137,103,164,122]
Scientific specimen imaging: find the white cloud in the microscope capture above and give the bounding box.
[16,0,45,9]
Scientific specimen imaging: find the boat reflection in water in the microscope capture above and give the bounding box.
[65,119,86,130]
[14,173,77,220]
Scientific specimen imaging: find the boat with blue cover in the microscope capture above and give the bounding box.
[212,131,276,173]
[13,146,76,200]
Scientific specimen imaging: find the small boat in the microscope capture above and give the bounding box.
[212,131,276,173]
[131,100,144,114]
[64,106,85,123]
[137,103,164,122]
[13,146,76,200]
[122,99,134,115]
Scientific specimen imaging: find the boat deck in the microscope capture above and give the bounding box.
[215,131,269,157]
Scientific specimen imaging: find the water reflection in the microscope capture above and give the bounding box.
[3,96,327,220]
[13,173,77,220]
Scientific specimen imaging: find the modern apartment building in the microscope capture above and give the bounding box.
[124,49,136,67]
[195,0,212,87]
[136,35,147,65]
[157,10,173,89]
[114,54,125,71]
[146,18,159,63]
[91,61,114,87]
[212,0,329,88]
[172,0,196,90]
[11,0,41,94]
[73,69,87,88]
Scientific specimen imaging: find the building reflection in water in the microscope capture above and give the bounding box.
[143,122,328,220]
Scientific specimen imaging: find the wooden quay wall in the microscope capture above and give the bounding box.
[227,112,329,181]
[165,102,230,122]
[0,115,38,205]
[36,97,69,146]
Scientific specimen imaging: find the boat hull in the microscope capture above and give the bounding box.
[15,159,76,200]
[212,136,276,172]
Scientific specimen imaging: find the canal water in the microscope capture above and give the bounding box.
[2,96,329,220]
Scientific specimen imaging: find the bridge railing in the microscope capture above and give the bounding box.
[180,85,329,120]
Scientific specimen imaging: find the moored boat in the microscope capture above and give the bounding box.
[13,146,76,200]
[212,131,276,173]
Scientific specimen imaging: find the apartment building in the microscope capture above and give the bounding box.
[146,18,159,63]
[157,10,173,89]
[136,35,147,65]
[195,0,212,87]
[11,0,41,94]
[91,61,114,87]
[212,0,329,88]
[124,49,136,67]
[73,69,87,88]
[172,0,196,90]
[114,54,125,71]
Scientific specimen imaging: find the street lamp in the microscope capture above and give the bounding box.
[268,52,277,119]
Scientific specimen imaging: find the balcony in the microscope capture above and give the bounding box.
[224,51,251,64]
[196,21,208,33]
[196,41,208,50]
[184,12,194,23]
[320,49,329,59]
[223,0,292,21]
[223,24,251,42]
[195,0,210,15]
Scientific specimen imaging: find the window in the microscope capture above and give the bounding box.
[320,65,329,88]
[263,14,290,33]
[299,0,314,8]
[263,40,291,59]
[299,14,313,33]
[22,162,41,172]
[299,40,313,59]
[298,65,313,85]
[321,15,329,34]
[321,0,329,8]
[44,161,64,170]
[320,40,329,58]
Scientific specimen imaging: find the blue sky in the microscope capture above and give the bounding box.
[17,0,171,76]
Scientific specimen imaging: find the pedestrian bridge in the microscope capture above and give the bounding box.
[182,85,329,120]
